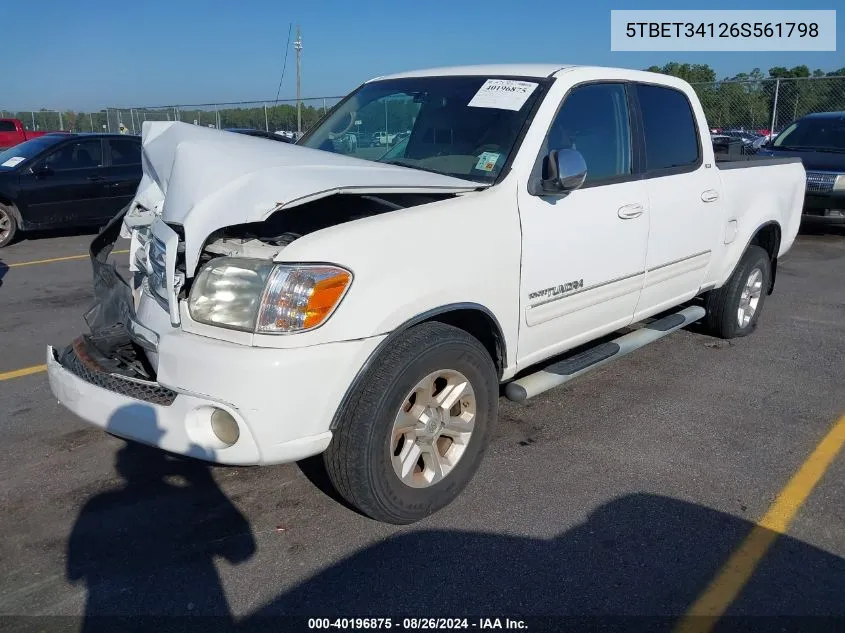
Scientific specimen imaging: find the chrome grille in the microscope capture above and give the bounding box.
[805,171,837,194]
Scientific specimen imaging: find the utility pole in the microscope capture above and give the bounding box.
[295,25,302,136]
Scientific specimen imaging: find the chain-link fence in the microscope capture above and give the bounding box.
[3,77,843,138]
[104,97,344,136]
[1,97,344,135]
[691,76,844,134]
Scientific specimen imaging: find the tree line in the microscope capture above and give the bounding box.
[644,63,845,130]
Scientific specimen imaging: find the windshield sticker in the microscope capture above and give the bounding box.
[475,151,501,172]
[1,156,25,168]
[468,79,539,111]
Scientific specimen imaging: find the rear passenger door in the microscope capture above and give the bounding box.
[103,137,142,221]
[632,83,723,319]
[516,82,650,367]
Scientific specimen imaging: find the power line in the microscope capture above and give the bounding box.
[274,23,293,105]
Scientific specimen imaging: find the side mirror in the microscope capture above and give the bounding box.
[541,149,587,194]
[32,164,52,177]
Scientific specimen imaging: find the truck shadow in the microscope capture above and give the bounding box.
[64,408,845,633]
[241,492,845,631]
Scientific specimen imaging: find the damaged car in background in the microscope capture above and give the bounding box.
[48,65,805,524]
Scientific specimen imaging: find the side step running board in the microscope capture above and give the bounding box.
[505,305,706,403]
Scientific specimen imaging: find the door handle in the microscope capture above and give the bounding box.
[87,175,104,182]
[701,189,720,203]
[618,203,644,219]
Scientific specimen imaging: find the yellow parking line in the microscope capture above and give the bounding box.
[673,412,845,633]
[0,364,48,381]
[7,249,129,268]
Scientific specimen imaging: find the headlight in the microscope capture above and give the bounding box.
[834,175,845,191]
[188,257,352,334]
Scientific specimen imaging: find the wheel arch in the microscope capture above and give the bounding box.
[329,302,507,431]
[748,221,781,294]
[0,196,22,225]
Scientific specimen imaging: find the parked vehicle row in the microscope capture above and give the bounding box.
[47,64,805,524]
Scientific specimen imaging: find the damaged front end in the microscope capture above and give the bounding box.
[52,205,176,406]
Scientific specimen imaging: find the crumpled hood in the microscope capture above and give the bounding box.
[137,121,481,274]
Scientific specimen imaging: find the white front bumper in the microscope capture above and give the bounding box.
[47,329,385,466]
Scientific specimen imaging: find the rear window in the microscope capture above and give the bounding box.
[109,139,142,165]
[637,84,700,172]
[0,121,17,132]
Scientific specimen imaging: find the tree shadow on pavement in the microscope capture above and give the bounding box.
[242,492,845,633]
[66,404,256,633]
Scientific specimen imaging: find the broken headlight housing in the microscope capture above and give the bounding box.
[188,257,352,334]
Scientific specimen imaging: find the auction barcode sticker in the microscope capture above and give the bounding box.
[611,10,836,51]
[468,79,538,111]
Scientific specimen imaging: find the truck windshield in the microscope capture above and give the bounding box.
[0,136,65,170]
[298,75,547,183]
[773,117,845,152]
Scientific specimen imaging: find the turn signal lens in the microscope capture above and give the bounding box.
[256,265,352,333]
[304,272,352,328]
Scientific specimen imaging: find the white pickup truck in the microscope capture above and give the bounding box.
[47,64,805,524]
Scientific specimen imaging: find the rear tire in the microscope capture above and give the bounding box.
[0,204,18,248]
[324,322,498,524]
[703,245,771,339]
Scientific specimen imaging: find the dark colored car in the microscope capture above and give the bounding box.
[0,133,142,247]
[757,111,845,226]
[224,128,294,143]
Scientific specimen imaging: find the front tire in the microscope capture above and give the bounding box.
[0,204,18,248]
[324,322,498,524]
[703,245,771,339]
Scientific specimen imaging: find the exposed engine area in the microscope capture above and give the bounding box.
[195,191,453,270]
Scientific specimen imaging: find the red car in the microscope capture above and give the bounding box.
[0,118,65,150]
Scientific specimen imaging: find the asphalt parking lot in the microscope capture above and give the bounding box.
[0,227,843,631]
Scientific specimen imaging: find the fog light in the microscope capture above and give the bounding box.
[210,408,240,446]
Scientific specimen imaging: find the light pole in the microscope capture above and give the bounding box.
[294,26,302,136]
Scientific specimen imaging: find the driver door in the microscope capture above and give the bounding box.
[16,138,107,228]
[516,82,650,367]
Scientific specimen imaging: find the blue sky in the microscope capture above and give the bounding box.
[4,0,843,110]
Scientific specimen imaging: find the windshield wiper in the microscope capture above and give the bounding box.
[382,159,439,174]
[382,159,466,179]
